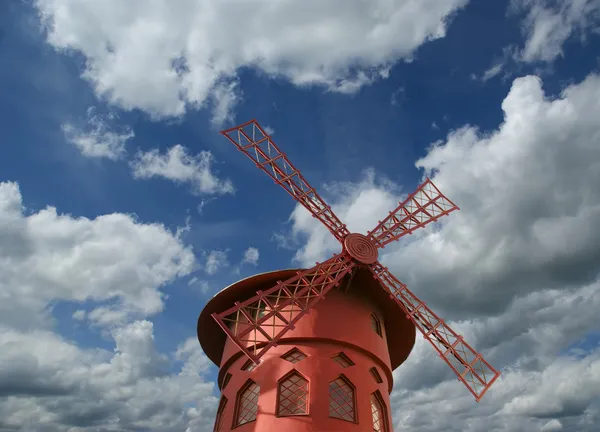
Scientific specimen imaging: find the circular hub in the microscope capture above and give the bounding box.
[344,233,378,264]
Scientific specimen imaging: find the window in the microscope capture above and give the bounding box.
[281,348,307,364]
[370,391,388,432]
[371,313,382,337]
[213,396,227,432]
[221,373,232,390]
[241,359,256,372]
[328,375,356,423]
[369,367,383,384]
[277,371,309,416]
[234,380,260,427]
[331,352,354,368]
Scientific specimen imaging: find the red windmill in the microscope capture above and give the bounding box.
[197,120,500,432]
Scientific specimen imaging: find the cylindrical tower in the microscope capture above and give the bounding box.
[197,268,416,431]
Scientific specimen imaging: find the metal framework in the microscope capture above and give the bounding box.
[277,371,309,416]
[328,375,356,422]
[235,380,260,427]
[370,391,388,432]
[213,119,501,402]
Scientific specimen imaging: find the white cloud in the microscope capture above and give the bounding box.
[0,322,217,431]
[284,73,600,430]
[130,145,234,195]
[204,250,229,276]
[514,0,600,63]
[0,182,221,430]
[0,181,196,330]
[241,247,259,266]
[476,1,600,81]
[72,310,85,321]
[285,168,401,267]
[511,0,600,62]
[35,0,468,122]
[542,419,564,431]
[61,107,133,160]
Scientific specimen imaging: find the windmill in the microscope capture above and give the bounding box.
[198,119,500,431]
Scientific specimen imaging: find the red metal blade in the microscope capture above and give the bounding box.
[221,120,350,242]
[369,263,500,401]
[368,178,459,248]
[212,253,355,365]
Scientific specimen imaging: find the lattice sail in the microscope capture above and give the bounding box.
[221,120,350,241]
[370,263,500,401]
[212,254,355,364]
[368,178,459,248]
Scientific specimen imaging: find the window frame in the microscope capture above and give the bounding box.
[331,352,355,368]
[370,313,383,337]
[276,369,310,417]
[328,374,357,424]
[213,396,227,432]
[233,379,260,428]
[281,347,308,364]
[370,390,389,432]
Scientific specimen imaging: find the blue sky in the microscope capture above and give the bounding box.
[1,0,600,431]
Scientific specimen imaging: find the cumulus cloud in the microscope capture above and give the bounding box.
[0,182,223,430]
[204,250,229,276]
[241,247,260,266]
[284,73,600,430]
[0,322,216,431]
[35,0,467,122]
[130,144,234,195]
[61,107,133,160]
[0,181,196,330]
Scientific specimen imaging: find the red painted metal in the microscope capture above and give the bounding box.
[369,263,500,401]
[201,277,404,431]
[221,120,350,241]
[344,233,378,264]
[212,119,500,404]
[368,178,460,249]
[212,254,355,365]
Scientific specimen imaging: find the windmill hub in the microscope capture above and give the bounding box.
[344,233,378,264]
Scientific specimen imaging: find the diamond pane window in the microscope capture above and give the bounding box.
[371,313,382,337]
[281,348,307,364]
[241,359,256,371]
[328,376,355,422]
[235,380,260,426]
[370,391,388,432]
[213,396,227,432]
[278,371,309,416]
[222,373,232,390]
[331,352,354,368]
[369,367,383,384]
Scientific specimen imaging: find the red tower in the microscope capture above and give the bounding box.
[197,120,501,431]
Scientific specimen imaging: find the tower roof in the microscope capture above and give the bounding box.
[197,267,416,370]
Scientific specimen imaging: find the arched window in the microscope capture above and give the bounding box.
[277,371,309,416]
[371,313,382,337]
[213,396,227,432]
[281,347,307,364]
[370,391,388,432]
[234,380,260,427]
[328,375,356,423]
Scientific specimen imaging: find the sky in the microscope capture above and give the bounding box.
[0,0,599,430]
